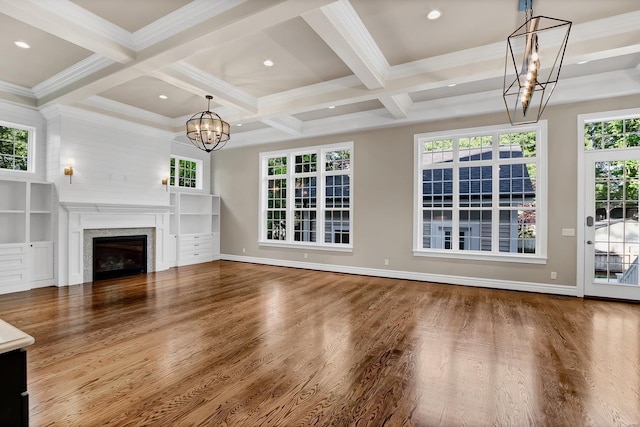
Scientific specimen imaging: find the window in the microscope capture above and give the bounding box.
[260,142,353,250]
[414,123,546,262]
[584,115,640,151]
[170,155,202,189]
[0,122,33,173]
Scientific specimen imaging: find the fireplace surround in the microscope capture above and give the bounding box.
[61,202,171,286]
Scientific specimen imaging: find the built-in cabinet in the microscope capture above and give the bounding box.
[0,180,55,294]
[169,193,220,267]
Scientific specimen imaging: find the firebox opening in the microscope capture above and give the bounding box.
[93,235,147,281]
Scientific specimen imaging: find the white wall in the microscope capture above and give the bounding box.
[44,106,173,206]
[212,94,640,296]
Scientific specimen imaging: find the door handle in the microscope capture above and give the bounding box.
[586,216,594,227]
[586,240,593,245]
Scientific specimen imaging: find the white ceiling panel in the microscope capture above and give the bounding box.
[0,0,637,147]
[185,16,352,98]
[0,13,93,88]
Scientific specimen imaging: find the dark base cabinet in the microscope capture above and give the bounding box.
[0,348,28,427]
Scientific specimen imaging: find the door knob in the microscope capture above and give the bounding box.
[586,240,593,245]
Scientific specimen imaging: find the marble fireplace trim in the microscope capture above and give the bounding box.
[62,202,170,286]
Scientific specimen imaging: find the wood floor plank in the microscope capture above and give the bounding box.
[1,261,639,426]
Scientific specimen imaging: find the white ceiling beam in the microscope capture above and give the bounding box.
[154,62,258,115]
[0,0,135,63]
[303,0,389,90]
[261,116,303,135]
[379,94,413,119]
[229,69,640,147]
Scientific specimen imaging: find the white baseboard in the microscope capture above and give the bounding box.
[220,254,579,297]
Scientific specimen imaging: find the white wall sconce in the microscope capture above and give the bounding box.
[161,176,169,191]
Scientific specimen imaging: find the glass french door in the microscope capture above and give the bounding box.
[584,150,640,300]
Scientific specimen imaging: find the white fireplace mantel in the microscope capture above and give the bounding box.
[61,202,171,286]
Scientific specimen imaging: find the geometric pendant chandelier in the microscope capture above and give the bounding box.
[503,0,571,125]
[186,95,230,152]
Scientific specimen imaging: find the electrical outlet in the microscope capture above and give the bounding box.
[242,248,246,253]
[384,259,389,266]
[304,253,308,259]
[551,272,557,280]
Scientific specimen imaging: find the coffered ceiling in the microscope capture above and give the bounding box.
[0,0,638,148]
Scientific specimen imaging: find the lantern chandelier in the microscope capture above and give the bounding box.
[503,0,571,125]
[186,95,230,152]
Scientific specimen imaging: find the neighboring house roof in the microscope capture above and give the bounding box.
[422,147,535,197]
[294,175,350,201]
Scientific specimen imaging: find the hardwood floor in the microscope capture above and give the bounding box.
[1,261,639,426]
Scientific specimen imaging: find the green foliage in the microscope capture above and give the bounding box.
[326,149,350,171]
[423,139,453,152]
[268,156,287,175]
[295,153,317,173]
[0,125,29,171]
[585,118,640,150]
[586,116,640,206]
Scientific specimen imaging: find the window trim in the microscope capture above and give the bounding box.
[259,141,354,252]
[0,120,35,174]
[170,154,203,190]
[413,122,547,263]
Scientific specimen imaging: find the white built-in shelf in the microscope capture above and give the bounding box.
[0,180,55,293]
[169,192,221,266]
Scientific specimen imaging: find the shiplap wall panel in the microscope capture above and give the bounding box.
[57,114,172,206]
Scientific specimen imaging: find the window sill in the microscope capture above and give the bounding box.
[413,250,547,264]
[259,241,353,253]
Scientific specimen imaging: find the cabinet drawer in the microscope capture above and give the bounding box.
[179,234,212,252]
[0,245,28,273]
[179,234,211,244]
[179,239,211,252]
[0,244,27,257]
[177,251,212,266]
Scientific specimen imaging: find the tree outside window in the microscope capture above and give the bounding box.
[170,155,201,189]
[0,125,30,172]
[415,123,545,259]
[260,143,353,249]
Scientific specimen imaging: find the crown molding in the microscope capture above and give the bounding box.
[0,80,34,98]
[32,55,114,99]
[36,0,134,50]
[78,95,175,127]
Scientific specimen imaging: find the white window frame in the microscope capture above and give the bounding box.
[0,120,35,174]
[259,142,353,252]
[170,154,203,190]
[413,122,547,264]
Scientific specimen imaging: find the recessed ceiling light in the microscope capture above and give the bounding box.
[263,59,274,67]
[448,83,456,87]
[14,41,30,49]
[426,9,441,20]
[236,123,242,127]
[158,94,168,99]
[328,106,335,109]
[577,60,590,65]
